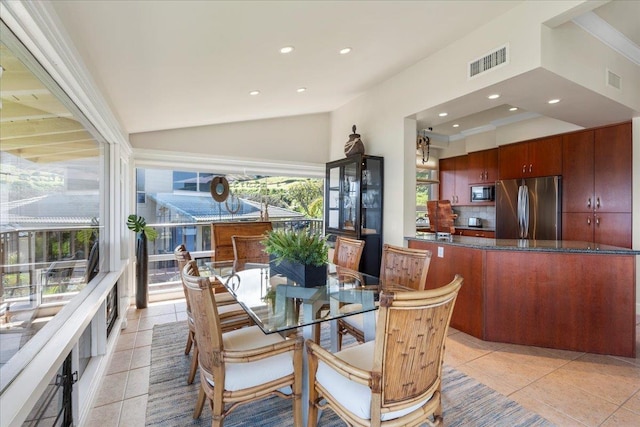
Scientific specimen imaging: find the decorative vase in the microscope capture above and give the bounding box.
[135,232,148,309]
[269,256,327,288]
[344,124,365,157]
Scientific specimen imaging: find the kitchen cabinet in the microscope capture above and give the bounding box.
[457,229,495,238]
[467,148,498,184]
[562,122,631,248]
[439,155,469,205]
[325,154,383,276]
[498,135,562,180]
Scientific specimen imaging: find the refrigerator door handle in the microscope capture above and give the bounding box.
[517,184,529,239]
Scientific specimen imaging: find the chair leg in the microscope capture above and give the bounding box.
[187,343,198,384]
[313,323,320,344]
[184,330,194,355]
[193,385,206,419]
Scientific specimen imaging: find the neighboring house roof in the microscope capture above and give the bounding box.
[147,192,304,223]
[2,193,99,231]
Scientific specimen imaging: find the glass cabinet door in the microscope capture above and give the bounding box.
[361,157,382,236]
[326,158,360,233]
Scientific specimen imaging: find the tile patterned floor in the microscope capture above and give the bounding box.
[85,300,640,427]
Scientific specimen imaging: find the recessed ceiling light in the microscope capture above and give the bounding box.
[548,99,560,104]
[509,107,518,111]
[280,46,294,54]
[339,47,352,55]
[452,124,460,128]
[488,94,500,99]
[249,90,260,96]
[438,112,448,117]
[296,87,306,93]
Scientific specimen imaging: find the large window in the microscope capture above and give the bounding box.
[0,33,106,374]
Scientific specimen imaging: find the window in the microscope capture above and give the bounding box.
[0,32,107,376]
[416,161,438,221]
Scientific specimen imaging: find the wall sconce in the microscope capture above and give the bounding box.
[416,129,431,164]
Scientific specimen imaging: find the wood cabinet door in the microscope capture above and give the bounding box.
[484,148,498,183]
[498,142,528,180]
[562,130,594,213]
[594,122,632,213]
[467,151,485,184]
[562,212,594,242]
[439,157,456,202]
[528,135,562,177]
[468,148,498,184]
[454,155,469,205]
[594,213,632,248]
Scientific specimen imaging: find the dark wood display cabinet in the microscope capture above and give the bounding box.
[325,155,383,277]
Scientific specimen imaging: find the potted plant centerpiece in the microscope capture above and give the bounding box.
[127,215,158,308]
[263,229,329,287]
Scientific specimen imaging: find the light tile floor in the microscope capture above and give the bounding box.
[86,300,640,427]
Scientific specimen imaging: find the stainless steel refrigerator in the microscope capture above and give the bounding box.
[495,176,561,240]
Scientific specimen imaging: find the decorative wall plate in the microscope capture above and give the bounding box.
[210,176,229,202]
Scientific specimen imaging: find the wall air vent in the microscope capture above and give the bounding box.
[469,44,509,79]
[606,69,621,90]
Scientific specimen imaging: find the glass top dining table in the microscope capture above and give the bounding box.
[195,257,383,425]
[195,258,383,350]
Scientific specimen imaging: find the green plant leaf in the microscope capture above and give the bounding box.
[262,229,328,266]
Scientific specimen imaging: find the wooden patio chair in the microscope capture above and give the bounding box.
[306,274,463,427]
[174,245,254,384]
[181,260,303,426]
[337,243,432,349]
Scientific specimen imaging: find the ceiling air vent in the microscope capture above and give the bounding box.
[469,44,509,79]
[607,69,621,90]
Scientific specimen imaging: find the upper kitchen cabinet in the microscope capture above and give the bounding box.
[439,155,469,205]
[325,154,383,276]
[562,122,631,248]
[498,135,562,180]
[467,148,498,184]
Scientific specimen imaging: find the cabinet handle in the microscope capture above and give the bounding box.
[529,164,532,173]
[587,217,591,225]
[587,198,591,208]
[596,197,601,209]
[595,216,600,226]
[522,165,526,174]
[479,173,483,181]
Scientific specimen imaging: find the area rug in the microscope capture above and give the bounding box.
[146,321,553,426]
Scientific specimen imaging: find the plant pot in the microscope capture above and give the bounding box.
[269,256,327,288]
[135,232,148,309]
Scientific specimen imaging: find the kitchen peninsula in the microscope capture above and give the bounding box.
[407,234,639,357]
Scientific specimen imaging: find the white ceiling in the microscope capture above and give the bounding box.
[43,1,640,137]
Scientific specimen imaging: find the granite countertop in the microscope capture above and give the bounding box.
[407,233,640,255]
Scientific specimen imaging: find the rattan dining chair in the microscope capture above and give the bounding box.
[336,243,432,350]
[306,274,463,427]
[181,260,303,427]
[312,236,366,342]
[231,234,269,269]
[174,245,254,384]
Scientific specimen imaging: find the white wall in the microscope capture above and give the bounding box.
[130,112,331,166]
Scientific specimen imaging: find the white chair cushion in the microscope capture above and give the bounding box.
[316,341,431,421]
[217,303,245,316]
[205,325,294,391]
[340,310,378,330]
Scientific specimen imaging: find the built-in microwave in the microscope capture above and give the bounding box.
[470,185,495,202]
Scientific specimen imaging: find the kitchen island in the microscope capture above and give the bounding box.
[407,234,639,357]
